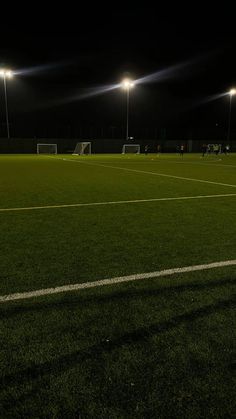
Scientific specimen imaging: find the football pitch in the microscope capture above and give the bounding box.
[1,153,236,418]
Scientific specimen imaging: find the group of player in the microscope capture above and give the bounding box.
[201,144,230,157]
[143,143,229,157]
[144,144,186,156]
[176,144,185,156]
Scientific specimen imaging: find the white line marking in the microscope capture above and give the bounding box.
[59,157,236,189]
[1,193,236,212]
[158,158,236,169]
[1,260,236,303]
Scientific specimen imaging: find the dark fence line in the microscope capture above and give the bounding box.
[0,138,235,154]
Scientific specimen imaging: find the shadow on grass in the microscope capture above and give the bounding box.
[1,276,236,320]
[1,295,235,395]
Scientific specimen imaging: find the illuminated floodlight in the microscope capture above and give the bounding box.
[0,68,13,139]
[122,78,134,89]
[0,69,13,78]
[229,88,236,96]
[121,78,135,141]
[6,70,13,78]
[227,88,236,143]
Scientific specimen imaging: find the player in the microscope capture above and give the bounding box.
[214,144,220,155]
[145,144,149,155]
[202,144,207,157]
[180,144,184,157]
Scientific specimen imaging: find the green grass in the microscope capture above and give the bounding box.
[0,153,236,418]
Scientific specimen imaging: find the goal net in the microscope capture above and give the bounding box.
[37,144,57,154]
[73,142,91,155]
[122,144,140,154]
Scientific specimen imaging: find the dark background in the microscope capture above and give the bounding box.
[0,5,236,146]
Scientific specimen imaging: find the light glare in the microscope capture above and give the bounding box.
[229,88,236,96]
[6,70,13,78]
[122,78,134,89]
[0,69,13,78]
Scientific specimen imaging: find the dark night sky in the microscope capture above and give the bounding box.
[0,5,236,139]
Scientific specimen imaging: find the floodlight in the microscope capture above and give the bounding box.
[122,78,134,89]
[6,70,13,78]
[121,78,135,141]
[227,88,236,143]
[0,69,13,78]
[0,68,13,138]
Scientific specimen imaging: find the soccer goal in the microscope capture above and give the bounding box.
[122,144,140,154]
[73,142,92,155]
[37,144,57,154]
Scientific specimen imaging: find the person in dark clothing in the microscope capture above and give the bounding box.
[202,144,208,157]
[145,144,149,155]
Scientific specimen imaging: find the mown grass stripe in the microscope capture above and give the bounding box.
[1,260,236,303]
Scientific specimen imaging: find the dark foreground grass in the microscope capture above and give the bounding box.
[0,153,236,417]
[1,268,236,418]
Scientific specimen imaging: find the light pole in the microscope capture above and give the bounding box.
[122,79,134,141]
[227,88,236,144]
[0,69,13,139]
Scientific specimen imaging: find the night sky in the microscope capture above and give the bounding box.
[0,6,236,140]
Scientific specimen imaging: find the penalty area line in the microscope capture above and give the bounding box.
[1,193,236,212]
[1,259,236,303]
[58,157,236,189]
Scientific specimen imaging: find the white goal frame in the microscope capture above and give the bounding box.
[73,142,92,155]
[37,143,57,154]
[122,144,140,154]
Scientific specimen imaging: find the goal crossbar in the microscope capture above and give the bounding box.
[37,143,57,154]
[122,144,140,154]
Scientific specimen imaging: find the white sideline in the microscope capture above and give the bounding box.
[1,193,236,212]
[1,259,236,303]
[59,157,236,189]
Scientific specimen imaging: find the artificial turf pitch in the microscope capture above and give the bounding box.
[0,153,236,418]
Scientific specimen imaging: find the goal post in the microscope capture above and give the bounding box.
[73,142,92,155]
[37,144,57,154]
[122,144,140,154]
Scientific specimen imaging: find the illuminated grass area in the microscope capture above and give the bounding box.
[0,153,236,418]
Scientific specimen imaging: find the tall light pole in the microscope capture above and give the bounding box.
[122,79,134,141]
[0,69,13,139]
[227,88,236,144]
